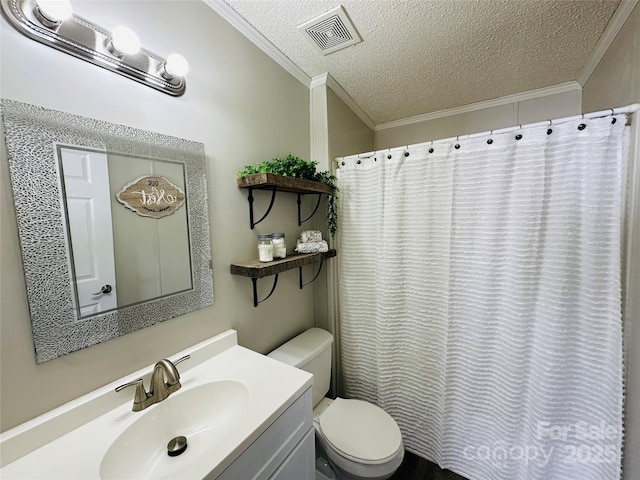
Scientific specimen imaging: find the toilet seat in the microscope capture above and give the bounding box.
[318,398,403,465]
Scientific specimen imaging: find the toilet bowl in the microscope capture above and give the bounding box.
[268,328,404,480]
[313,397,404,480]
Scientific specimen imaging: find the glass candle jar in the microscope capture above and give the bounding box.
[258,234,273,262]
[272,232,286,259]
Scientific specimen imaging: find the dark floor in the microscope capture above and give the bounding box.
[390,451,468,480]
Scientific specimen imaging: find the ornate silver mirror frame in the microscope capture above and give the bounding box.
[1,99,214,362]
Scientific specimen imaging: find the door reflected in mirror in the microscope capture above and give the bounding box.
[1,98,213,362]
[58,146,193,319]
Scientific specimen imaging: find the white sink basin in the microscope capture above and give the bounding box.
[100,380,249,480]
[0,331,313,480]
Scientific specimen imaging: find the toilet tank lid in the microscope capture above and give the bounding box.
[268,328,333,368]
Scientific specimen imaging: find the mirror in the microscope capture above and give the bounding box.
[1,99,214,362]
[59,146,192,317]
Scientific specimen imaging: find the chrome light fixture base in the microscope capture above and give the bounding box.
[1,0,186,96]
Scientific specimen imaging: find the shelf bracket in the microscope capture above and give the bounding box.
[252,275,279,307]
[297,193,323,226]
[299,260,324,289]
[248,187,277,229]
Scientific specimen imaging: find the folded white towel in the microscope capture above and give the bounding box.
[300,230,323,243]
[295,240,329,253]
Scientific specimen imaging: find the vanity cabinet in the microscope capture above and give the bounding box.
[215,388,314,480]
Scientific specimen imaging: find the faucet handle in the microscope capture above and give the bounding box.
[157,355,190,387]
[115,378,150,411]
[172,355,190,367]
[115,378,144,393]
[161,355,191,396]
[167,355,190,382]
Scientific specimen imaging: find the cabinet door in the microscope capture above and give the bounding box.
[269,428,315,480]
[216,389,313,480]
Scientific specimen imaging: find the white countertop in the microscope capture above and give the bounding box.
[0,330,313,479]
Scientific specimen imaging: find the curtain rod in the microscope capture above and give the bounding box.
[336,103,640,162]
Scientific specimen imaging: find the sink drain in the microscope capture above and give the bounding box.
[167,435,188,457]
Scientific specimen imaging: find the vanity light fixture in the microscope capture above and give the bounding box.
[33,0,72,28]
[1,0,188,96]
[164,53,189,77]
[160,53,189,84]
[106,26,141,57]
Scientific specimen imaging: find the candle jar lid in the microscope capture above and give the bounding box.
[272,232,285,238]
[258,234,272,240]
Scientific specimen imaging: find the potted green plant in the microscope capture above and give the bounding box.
[237,155,338,238]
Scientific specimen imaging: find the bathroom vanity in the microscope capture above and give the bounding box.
[217,390,314,480]
[0,330,314,479]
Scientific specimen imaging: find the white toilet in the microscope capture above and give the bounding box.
[268,328,404,480]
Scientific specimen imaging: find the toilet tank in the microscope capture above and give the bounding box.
[268,328,333,407]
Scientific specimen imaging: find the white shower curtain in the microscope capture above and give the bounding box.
[338,114,628,480]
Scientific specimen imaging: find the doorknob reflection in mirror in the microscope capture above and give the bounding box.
[92,285,113,295]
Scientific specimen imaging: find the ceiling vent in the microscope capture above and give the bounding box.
[298,5,362,55]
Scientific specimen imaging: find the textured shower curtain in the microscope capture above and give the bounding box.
[338,115,628,480]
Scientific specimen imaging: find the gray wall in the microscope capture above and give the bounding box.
[327,89,374,161]
[0,0,313,431]
[316,86,373,396]
[583,4,640,480]
[374,89,582,150]
[583,3,640,112]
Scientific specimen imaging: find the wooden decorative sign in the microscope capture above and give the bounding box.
[116,175,185,219]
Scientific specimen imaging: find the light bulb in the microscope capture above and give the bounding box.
[34,0,72,25]
[164,53,189,77]
[110,26,140,56]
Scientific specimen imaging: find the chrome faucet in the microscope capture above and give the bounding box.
[115,355,190,412]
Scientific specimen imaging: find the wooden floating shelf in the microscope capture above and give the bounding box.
[234,173,336,306]
[230,249,337,279]
[237,173,332,195]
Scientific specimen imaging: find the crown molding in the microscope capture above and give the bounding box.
[310,73,329,89]
[204,0,374,130]
[375,81,582,131]
[326,75,376,130]
[578,0,639,86]
[311,73,376,130]
[203,0,311,87]
[204,0,629,133]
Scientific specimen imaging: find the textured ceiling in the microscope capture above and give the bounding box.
[222,0,620,125]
